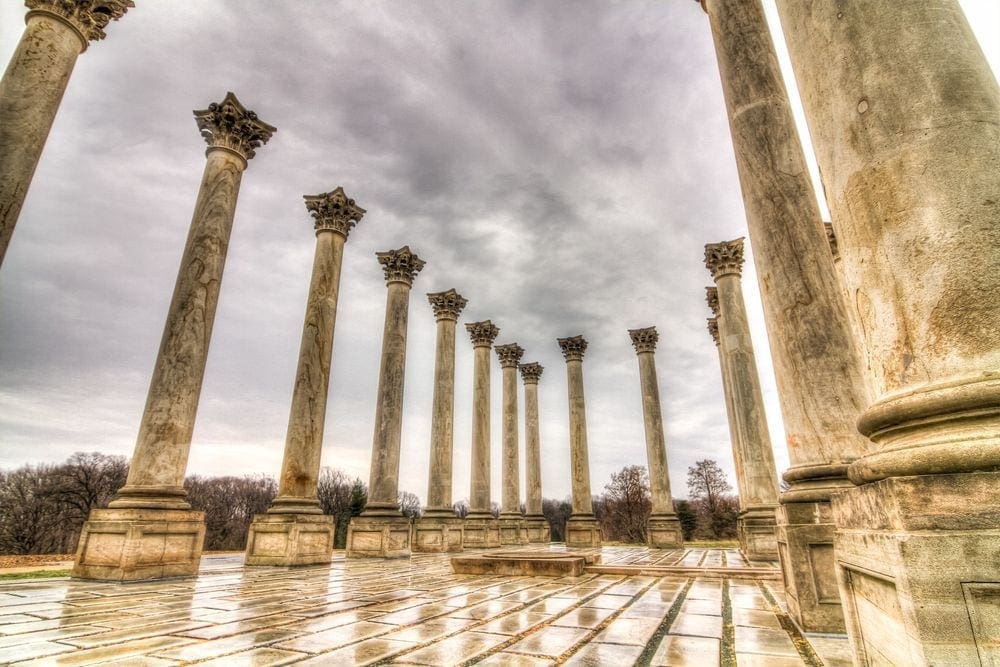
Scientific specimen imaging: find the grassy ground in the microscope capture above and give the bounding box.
[0,569,73,580]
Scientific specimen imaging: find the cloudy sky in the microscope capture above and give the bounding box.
[2,2,998,507]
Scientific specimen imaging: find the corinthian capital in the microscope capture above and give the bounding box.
[558,335,588,362]
[495,343,525,368]
[704,238,745,279]
[194,92,276,162]
[26,0,133,46]
[707,317,720,346]
[466,320,500,348]
[427,289,467,321]
[304,187,365,237]
[628,327,658,354]
[824,222,839,260]
[376,246,425,286]
[706,286,720,316]
[519,362,544,384]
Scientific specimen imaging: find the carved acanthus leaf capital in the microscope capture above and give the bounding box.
[519,362,544,383]
[704,238,745,279]
[558,335,588,362]
[707,317,720,346]
[628,327,658,354]
[824,222,839,260]
[427,289,467,321]
[304,187,365,237]
[26,0,133,46]
[194,92,276,162]
[706,286,720,316]
[495,343,525,368]
[377,245,425,286]
[466,320,500,348]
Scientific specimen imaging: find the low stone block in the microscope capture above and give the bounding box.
[72,508,205,581]
[776,500,844,633]
[524,516,551,544]
[647,515,684,549]
[462,518,500,549]
[566,516,602,548]
[244,513,334,566]
[740,506,779,561]
[498,517,527,545]
[412,516,463,553]
[451,551,600,576]
[346,515,411,558]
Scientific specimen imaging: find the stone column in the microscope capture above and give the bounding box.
[0,0,132,268]
[704,240,779,561]
[246,188,365,567]
[495,343,527,545]
[73,92,275,581]
[707,291,748,514]
[775,2,1000,661]
[519,362,550,543]
[628,327,683,549]
[412,289,467,553]
[347,246,424,558]
[558,336,601,548]
[699,0,873,630]
[462,320,501,548]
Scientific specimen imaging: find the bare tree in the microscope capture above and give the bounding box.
[687,459,738,539]
[48,452,128,550]
[398,491,422,520]
[317,467,364,547]
[601,465,652,543]
[452,500,470,519]
[0,465,62,554]
[185,475,276,550]
[541,497,573,542]
[490,502,501,519]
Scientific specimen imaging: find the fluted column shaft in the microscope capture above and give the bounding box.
[565,360,593,515]
[634,348,674,516]
[469,344,492,515]
[0,3,130,267]
[496,344,524,518]
[521,368,543,517]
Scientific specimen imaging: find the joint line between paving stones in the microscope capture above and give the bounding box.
[721,578,736,667]
[756,579,824,667]
[633,577,693,667]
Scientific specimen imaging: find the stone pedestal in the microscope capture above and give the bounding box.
[647,515,684,550]
[411,515,464,553]
[346,515,412,559]
[498,517,526,546]
[740,508,779,562]
[72,508,205,582]
[462,517,500,549]
[775,502,841,632]
[244,514,335,567]
[524,517,550,544]
[566,516,602,549]
[832,473,1000,666]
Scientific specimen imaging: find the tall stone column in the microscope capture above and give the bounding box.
[707,291,748,514]
[698,0,872,630]
[628,327,683,549]
[519,362,550,543]
[775,2,1000,662]
[246,188,365,567]
[73,92,275,581]
[495,343,527,545]
[558,336,601,548]
[463,320,501,548]
[704,240,779,561]
[347,246,424,558]
[0,0,132,268]
[412,289,467,553]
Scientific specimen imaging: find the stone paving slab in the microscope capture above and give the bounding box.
[0,547,849,665]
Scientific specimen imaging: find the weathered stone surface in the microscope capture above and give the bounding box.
[520,362,549,543]
[0,2,131,267]
[346,515,412,559]
[707,311,748,515]
[465,321,500,538]
[461,517,500,549]
[495,343,526,545]
[411,516,464,553]
[451,552,599,577]
[244,513,334,567]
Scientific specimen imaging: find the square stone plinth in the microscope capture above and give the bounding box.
[740,507,779,561]
[346,515,411,558]
[776,501,844,633]
[566,516,602,548]
[412,516,464,553]
[647,515,684,549]
[832,471,1000,666]
[245,513,334,566]
[463,517,500,549]
[525,516,551,543]
[73,507,205,581]
[498,517,527,545]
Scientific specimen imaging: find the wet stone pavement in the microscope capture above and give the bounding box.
[0,547,852,666]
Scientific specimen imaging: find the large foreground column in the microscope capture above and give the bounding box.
[73,93,275,581]
[495,343,527,545]
[412,289,467,553]
[463,320,501,548]
[776,2,1000,662]
[558,336,601,548]
[0,0,132,268]
[519,362,550,543]
[246,188,365,566]
[698,0,872,630]
[704,240,779,561]
[347,246,424,558]
[707,292,748,514]
[628,327,683,549]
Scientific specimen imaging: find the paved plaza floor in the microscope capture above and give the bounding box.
[0,547,853,666]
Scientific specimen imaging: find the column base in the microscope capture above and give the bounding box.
[72,508,205,581]
[346,514,411,558]
[245,513,334,566]
[498,515,527,545]
[739,506,779,561]
[832,472,1000,666]
[776,500,844,633]
[525,516,551,543]
[566,515,602,548]
[646,514,684,549]
[462,515,500,549]
[412,516,464,553]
